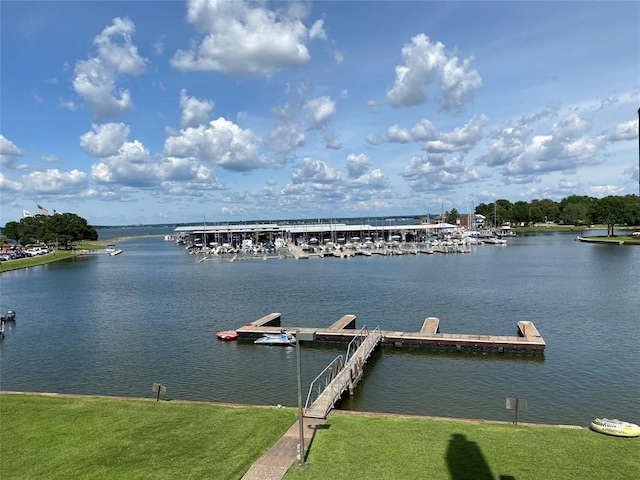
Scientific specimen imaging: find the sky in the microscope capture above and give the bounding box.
[1,0,639,226]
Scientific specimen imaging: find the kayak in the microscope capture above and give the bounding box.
[590,418,640,438]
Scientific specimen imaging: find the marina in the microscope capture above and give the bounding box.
[169,219,506,258]
[1,229,638,426]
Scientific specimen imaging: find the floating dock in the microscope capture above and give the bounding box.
[236,313,545,354]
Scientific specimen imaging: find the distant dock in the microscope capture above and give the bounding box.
[236,313,545,354]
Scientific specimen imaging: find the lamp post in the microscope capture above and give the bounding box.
[295,331,305,467]
[295,330,315,467]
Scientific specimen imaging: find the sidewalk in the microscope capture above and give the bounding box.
[241,415,327,480]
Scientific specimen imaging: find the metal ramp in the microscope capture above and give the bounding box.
[304,326,381,419]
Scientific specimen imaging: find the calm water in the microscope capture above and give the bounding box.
[1,231,638,426]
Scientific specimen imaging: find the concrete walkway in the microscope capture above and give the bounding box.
[241,415,327,480]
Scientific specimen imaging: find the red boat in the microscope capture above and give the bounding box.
[216,330,238,341]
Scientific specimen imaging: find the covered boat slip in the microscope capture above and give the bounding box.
[236,313,546,353]
[174,221,458,246]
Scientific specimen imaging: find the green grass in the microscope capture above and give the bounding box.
[0,251,77,272]
[285,414,640,480]
[1,394,296,480]
[576,235,640,245]
[2,395,638,480]
[0,241,108,272]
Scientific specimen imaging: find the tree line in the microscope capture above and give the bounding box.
[447,195,640,236]
[1,213,98,249]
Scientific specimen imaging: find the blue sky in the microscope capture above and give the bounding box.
[1,0,638,226]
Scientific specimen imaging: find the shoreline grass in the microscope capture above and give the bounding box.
[1,393,296,480]
[2,393,637,480]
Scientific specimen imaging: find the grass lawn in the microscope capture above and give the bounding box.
[2,395,638,480]
[0,241,106,273]
[284,414,639,480]
[1,394,296,480]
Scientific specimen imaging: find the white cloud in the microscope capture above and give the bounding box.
[346,153,373,178]
[91,139,217,188]
[422,115,489,153]
[0,172,22,192]
[333,50,344,66]
[401,154,479,192]
[324,133,341,150]
[164,117,279,172]
[267,124,305,155]
[171,0,317,75]
[386,33,481,112]
[480,111,602,180]
[410,119,438,141]
[365,133,383,145]
[73,17,147,119]
[607,119,638,141]
[59,99,77,111]
[305,96,336,128]
[180,89,214,128]
[291,157,343,184]
[80,123,130,157]
[348,169,389,190]
[309,19,326,40]
[153,37,165,56]
[0,134,23,168]
[366,100,379,113]
[22,168,88,194]
[386,124,412,143]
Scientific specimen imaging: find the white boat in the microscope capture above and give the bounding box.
[590,418,640,437]
[106,245,123,256]
[254,332,296,346]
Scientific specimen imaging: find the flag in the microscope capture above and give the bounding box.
[22,209,31,218]
[37,204,49,215]
[53,209,63,215]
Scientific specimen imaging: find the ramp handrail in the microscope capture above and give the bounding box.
[345,325,370,363]
[304,355,345,411]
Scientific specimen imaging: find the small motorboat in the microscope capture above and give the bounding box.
[216,330,238,341]
[590,418,640,437]
[254,332,296,346]
[1,310,15,322]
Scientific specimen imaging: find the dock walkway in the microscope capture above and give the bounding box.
[241,416,327,480]
[304,327,382,419]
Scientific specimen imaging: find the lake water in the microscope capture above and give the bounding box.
[1,229,638,427]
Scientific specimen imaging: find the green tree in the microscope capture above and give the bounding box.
[446,208,459,225]
[509,201,531,224]
[2,221,23,244]
[589,196,627,236]
[1,213,97,248]
[531,199,560,223]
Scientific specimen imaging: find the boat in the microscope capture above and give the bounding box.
[590,418,640,437]
[216,330,238,341]
[254,331,296,346]
[1,310,16,322]
[106,245,123,256]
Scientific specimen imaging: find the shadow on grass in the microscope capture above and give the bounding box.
[446,433,514,480]
[304,422,331,462]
